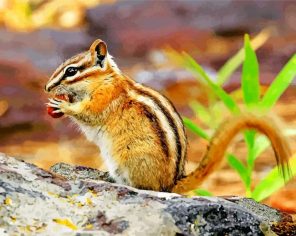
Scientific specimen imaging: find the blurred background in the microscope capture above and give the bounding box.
[0,0,295,214]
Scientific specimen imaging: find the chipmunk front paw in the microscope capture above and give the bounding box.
[47,98,72,118]
[47,97,86,117]
[48,98,68,113]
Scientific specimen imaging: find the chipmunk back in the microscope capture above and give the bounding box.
[45,39,291,193]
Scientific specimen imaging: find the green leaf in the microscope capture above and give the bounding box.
[244,130,256,149]
[250,130,295,161]
[247,131,294,166]
[242,34,260,106]
[253,135,270,157]
[183,116,210,140]
[252,155,296,202]
[260,54,296,110]
[217,28,270,85]
[182,52,240,114]
[189,101,212,126]
[194,188,213,196]
[227,154,248,186]
[244,130,256,167]
[210,102,225,126]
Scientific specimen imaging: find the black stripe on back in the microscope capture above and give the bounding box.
[164,95,188,179]
[131,85,183,182]
[140,102,169,158]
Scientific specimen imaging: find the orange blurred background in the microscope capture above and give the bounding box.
[0,0,295,214]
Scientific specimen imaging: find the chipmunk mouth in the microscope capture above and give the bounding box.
[54,93,72,102]
[53,86,75,102]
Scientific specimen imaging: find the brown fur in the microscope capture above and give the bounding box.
[81,90,177,191]
[46,39,291,194]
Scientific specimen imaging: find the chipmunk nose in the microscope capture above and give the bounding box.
[44,84,51,92]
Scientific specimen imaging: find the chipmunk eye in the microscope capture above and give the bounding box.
[65,67,78,77]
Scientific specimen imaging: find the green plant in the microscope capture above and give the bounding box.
[167,33,296,201]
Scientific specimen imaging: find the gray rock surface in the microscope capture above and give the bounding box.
[0,153,293,235]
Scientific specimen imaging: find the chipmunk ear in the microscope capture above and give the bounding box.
[90,39,107,68]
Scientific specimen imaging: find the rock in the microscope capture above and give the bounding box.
[0,153,294,235]
[87,0,296,58]
[0,29,89,73]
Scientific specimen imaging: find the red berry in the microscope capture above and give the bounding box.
[47,106,64,118]
[46,94,69,118]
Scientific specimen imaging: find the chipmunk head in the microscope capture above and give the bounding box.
[45,39,120,99]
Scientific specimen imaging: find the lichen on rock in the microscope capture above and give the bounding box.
[0,153,294,235]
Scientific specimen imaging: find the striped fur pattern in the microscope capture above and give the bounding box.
[45,39,291,193]
[46,39,187,191]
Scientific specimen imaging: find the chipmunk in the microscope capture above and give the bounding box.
[45,39,291,194]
